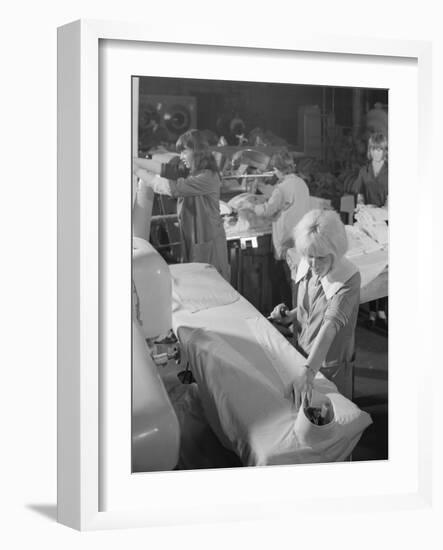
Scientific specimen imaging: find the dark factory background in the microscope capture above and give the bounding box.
[137,75,387,154]
[135,75,388,318]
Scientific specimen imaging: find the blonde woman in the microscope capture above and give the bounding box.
[270,209,360,400]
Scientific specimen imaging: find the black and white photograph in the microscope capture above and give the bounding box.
[4,0,440,544]
[131,76,389,472]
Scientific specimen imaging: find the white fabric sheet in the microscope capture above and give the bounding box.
[171,263,240,313]
[347,248,388,289]
[359,267,388,304]
[354,206,389,245]
[244,316,307,395]
[171,264,372,466]
[345,225,384,256]
[224,193,272,238]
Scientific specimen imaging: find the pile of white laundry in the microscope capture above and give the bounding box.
[345,225,384,257]
[220,193,272,237]
[353,204,389,247]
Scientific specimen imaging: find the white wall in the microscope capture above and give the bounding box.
[1,1,441,548]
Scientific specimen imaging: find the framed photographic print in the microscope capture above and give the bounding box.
[57,19,433,530]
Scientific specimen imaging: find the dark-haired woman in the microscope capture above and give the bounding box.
[134,129,230,281]
[353,132,389,329]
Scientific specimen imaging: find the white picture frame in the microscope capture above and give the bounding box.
[57,19,433,531]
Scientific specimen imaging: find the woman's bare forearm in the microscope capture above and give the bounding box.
[306,320,338,373]
[133,157,162,175]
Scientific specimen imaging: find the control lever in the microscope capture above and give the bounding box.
[151,346,180,366]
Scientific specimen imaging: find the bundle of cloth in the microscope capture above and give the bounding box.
[354,204,388,246]
[345,224,384,257]
[222,193,272,236]
[344,207,388,297]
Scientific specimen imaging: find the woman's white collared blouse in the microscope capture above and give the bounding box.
[294,256,361,367]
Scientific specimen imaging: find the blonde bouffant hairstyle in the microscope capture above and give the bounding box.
[294,209,348,264]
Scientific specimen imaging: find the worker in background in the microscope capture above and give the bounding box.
[133,129,230,281]
[229,115,248,145]
[270,209,360,401]
[239,150,310,306]
[353,132,388,329]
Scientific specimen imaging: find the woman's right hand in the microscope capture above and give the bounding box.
[269,303,290,323]
[292,366,315,410]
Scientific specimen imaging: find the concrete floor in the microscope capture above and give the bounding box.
[351,318,388,461]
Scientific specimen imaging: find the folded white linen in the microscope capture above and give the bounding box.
[349,249,388,288]
[345,225,383,256]
[354,206,389,245]
[225,193,272,237]
[171,263,240,313]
